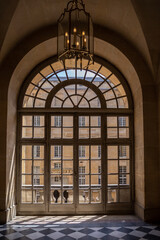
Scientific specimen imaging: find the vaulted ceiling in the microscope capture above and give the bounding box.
[0,0,160,79]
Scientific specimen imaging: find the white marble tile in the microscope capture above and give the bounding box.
[129,230,147,238]
[27,232,44,239]
[47,232,65,239]
[109,230,127,238]
[149,230,160,237]
[68,231,86,239]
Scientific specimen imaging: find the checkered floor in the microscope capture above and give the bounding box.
[0,215,160,239]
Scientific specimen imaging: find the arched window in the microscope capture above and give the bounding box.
[17,57,133,214]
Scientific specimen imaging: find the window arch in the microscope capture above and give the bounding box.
[17,57,133,215]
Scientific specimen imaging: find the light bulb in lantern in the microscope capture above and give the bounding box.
[67,39,70,48]
[76,41,80,49]
[84,38,87,48]
[73,28,77,46]
[64,32,68,49]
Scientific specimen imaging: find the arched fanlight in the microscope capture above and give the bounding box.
[57,0,94,68]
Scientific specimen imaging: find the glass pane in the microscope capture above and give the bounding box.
[118,97,128,108]
[107,128,118,138]
[108,188,118,203]
[34,116,44,126]
[119,146,130,159]
[51,97,62,108]
[90,98,101,108]
[63,128,73,138]
[118,116,129,127]
[119,160,130,173]
[109,74,120,86]
[120,189,130,202]
[63,161,73,174]
[119,128,129,138]
[79,128,89,139]
[114,85,126,97]
[51,146,61,160]
[107,117,117,127]
[51,116,62,127]
[108,175,118,186]
[85,89,97,101]
[79,175,89,188]
[91,161,101,174]
[51,189,61,204]
[71,95,81,106]
[79,116,89,126]
[23,96,34,108]
[63,189,73,204]
[37,89,48,100]
[108,161,118,174]
[63,175,73,188]
[22,175,32,186]
[91,116,101,127]
[51,175,61,186]
[91,128,101,138]
[79,146,89,159]
[65,85,75,96]
[33,189,44,203]
[106,100,117,108]
[33,146,44,159]
[35,99,45,108]
[51,128,61,138]
[33,175,44,186]
[99,82,111,93]
[63,116,73,127]
[22,146,32,159]
[79,190,89,203]
[34,128,44,138]
[99,66,111,78]
[63,98,74,108]
[34,161,44,174]
[22,116,32,126]
[77,84,87,95]
[91,175,101,187]
[91,146,101,159]
[22,161,32,174]
[91,190,101,203]
[78,98,89,108]
[103,90,115,100]
[22,127,32,138]
[21,190,32,203]
[63,146,73,159]
[79,161,89,174]
[51,161,61,174]
[108,146,118,159]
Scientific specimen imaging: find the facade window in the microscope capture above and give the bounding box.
[79,146,85,158]
[54,146,61,158]
[119,117,126,127]
[54,163,61,169]
[34,146,40,158]
[119,166,127,184]
[79,166,85,174]
[54,116,61,127]
[119,146,126,158]
[34,116,40,126]
[79,116,85,127]
[98,116,101,126]
[79,166,85,185]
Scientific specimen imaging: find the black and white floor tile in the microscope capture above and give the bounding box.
[0,216,160,239]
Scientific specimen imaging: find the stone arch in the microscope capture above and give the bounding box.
[0,25,158,222]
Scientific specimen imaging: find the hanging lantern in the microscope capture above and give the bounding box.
[57,0,94,68]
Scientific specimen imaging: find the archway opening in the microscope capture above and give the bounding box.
[17,58,133,215]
